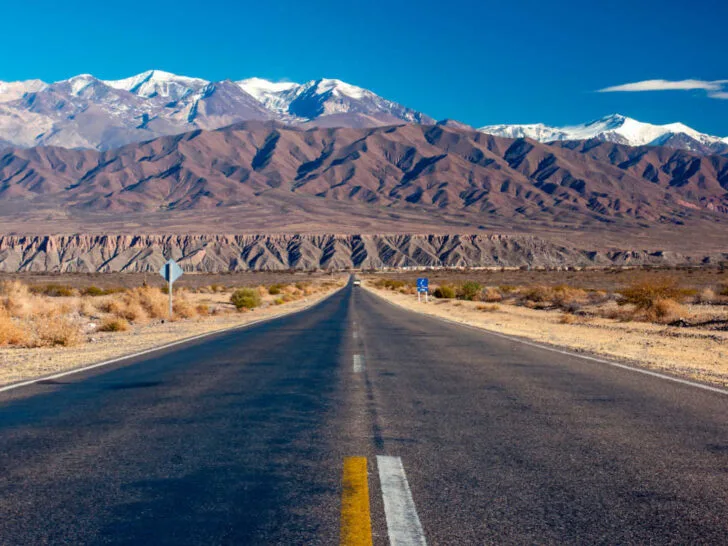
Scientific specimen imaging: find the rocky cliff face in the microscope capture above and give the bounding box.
[0,234,723,272]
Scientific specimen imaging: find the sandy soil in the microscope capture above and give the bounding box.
[0,283,343,387]
[365,284,728,388]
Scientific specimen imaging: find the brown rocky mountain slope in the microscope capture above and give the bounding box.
[1,122,727,257]
[1,234,724,273]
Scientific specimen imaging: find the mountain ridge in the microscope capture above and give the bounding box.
[0,71,725,154]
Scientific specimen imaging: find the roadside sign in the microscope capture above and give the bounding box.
[159,259,184,318]
[416,277,429,303]
[159,259,184,284]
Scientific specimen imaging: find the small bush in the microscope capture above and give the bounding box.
[231,288,262,310]
[0,309,28,346]
[274,298,285,305]
[480,287,502,302]
[30,284,76,298]
[82,286,123,297]
[498,285,518,294]
[559,313,577,324]
[619,280,688,309]
[195,304,210,317]
[643,298,688,324]
[433,284,456,299]
[718,284,728,297]
[32,315,81,347]
[268,284,283,295]
[458,281,482,301]
[476,304,499,312]
[521,285,552,303]
[98,317,130,332]
[698,288,717,304]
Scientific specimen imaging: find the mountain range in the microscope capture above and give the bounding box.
[1,122,727,255]
[479,114,728,156]
[0,70,725,155]
[0,70,432,150]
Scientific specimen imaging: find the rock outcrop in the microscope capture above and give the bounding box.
[0,234,723,272]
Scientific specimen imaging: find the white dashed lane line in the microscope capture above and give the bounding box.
[353,354,365,373]
[377,455,427,545]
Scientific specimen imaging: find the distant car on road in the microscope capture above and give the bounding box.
[353,280,361,286]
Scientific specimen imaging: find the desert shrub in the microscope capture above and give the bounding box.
[698,288,717,304]
[82,286,123,297]
[374,279,406,290]
[642,298,688,324]
[231,288,262,310]
[0,309,28,346]
[719,284,728,297]
[520,285,552,304]
[30,284,76,297]
[98,317,130,332]
[195,304,210,317]
[458,281,482,301]
[132,287,169,318]
[480,287,502,302]
[274,298,285,305]
[619,280,688,309]
[209,284,225,293]
[173,298,198,319]
[433,284,456,299]
[476,304,499,312]
[32,315,81,347]
[268,284,283,295]
[559,313,577,324]
[498,285,518,294]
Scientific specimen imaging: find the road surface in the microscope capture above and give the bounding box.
[1,281,727,544]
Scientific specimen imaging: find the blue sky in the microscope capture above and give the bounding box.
[3,0,726,135]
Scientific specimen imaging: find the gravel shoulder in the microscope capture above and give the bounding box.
[364,284,728,388]
[0,286,342,387]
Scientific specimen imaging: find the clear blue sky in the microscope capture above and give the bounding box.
[3,0,726,135]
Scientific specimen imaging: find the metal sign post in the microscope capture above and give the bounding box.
[416,277,429,303]
[158,259,184,319]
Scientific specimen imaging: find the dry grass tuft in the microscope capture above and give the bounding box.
[0,309,28,346]
[476,304,500,312]
[98,317,130,332]
[31,315,81,347]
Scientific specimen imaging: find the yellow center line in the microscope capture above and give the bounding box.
[340,457,373,546]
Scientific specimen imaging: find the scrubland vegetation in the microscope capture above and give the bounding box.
[0,278,336,349]
[372,275,728,327]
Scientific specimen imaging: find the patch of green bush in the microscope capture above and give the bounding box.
[230,288,262,310]
[433,284,456,299]
[458,281,482,301]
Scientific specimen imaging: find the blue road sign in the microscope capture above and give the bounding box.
[159,259,184,284]
[417,278,429,293]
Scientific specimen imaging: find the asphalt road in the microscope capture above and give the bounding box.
[1,281,727,544]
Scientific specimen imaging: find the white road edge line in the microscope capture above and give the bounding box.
[0,287,344,395]
[365,287,728,397]
[353,354,365,373]
[377,455,427,546]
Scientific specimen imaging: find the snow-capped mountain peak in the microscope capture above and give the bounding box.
[479,114,727,153]
[104,70,209,101]
[236,78,300,112]
[314,78,368,99]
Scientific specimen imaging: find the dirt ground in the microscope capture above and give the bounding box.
[364,282,728,388]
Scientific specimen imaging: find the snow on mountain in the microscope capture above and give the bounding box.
[104,70,209,101]
[0,71,432,150]
[236,78,299,113]
[0,79,47,103]
[479,114,728,154]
